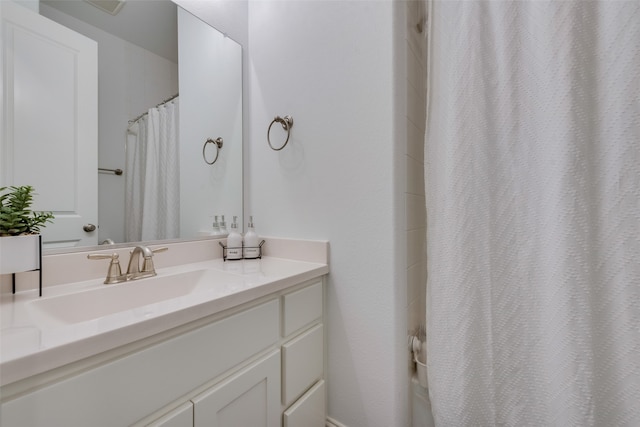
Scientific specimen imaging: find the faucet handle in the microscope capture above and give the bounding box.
[137,247,168,274]
[87,252,123,284]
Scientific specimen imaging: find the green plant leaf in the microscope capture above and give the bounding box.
[0,186,54,236]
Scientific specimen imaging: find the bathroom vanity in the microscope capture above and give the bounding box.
[0,238,328,427]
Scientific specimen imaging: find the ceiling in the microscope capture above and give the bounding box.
[41,0,178,62]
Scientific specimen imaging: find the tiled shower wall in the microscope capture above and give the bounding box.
[406,0,427,362]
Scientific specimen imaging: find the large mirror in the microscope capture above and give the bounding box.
[6,0,242,251]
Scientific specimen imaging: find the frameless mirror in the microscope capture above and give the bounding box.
[17,0,242,251]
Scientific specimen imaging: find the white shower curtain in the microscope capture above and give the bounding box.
[425,1,639,426]
[125,98,180,242]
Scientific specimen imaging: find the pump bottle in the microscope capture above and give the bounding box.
[211,215,221,236]
[243,216,260,259]
[226,216,243,260]
[219,215,228,236]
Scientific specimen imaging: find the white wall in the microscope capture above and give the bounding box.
[247,2,407,426]
[173,0,248,49]
[39,5,178,244]
[174,0,251,237]
[177,8,243,237]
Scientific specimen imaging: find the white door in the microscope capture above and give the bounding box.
[192,350,281,427]
[1,1,98,248]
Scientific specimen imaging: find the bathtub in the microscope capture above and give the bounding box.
[412,375,435,427]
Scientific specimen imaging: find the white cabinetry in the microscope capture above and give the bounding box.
[280,280,325,426]
[282,324,324,406]
[284,380,326,427]
[0,278,325,427]
[148,402,194,427]
[192,350,280,427]
[0,300,279,426]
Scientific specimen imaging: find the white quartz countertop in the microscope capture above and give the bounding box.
[0,256,328,386]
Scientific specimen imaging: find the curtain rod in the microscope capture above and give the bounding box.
[128,93,179,124]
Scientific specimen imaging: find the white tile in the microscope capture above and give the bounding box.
[407,46,425,96]
[408,300,423,334]
[406,228,427,268]
[407,83,426,132]
[407,119,425,162]
[406,155,425,197]
[406,194,426,231]
[407,260,427,302]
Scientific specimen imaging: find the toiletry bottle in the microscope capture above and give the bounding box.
[243,216,260,259]
[211,215,221,236]
[219,215,228,236]
[226,216,243,260]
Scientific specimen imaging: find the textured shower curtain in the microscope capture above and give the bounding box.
[125,99,180,242]
[425,1,639,426]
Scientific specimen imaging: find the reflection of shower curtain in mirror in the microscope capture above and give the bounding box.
[125,98,180,242]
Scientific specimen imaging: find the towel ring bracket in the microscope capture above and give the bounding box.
[267,115,294,151]
[203,137,224,165]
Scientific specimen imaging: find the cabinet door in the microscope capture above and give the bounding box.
[147,402,193,427]
[192,350,280,427]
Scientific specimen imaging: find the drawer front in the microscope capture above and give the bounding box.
[282,280,322,337]
[283,380,325,427]
[0,299,279,427]
[282,324,324,406]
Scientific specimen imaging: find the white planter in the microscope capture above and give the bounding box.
[0,234,41,274]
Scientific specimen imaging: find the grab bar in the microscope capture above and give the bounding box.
[98,168,123,176]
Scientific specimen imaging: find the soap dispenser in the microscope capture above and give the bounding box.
[243,216,260,259]
[219,215,228,236]
[211,215,221,236]
[226,216,243,260]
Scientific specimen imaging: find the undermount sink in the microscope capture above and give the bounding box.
[26,269,230,326]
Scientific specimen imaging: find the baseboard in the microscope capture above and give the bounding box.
[326,416,349,427]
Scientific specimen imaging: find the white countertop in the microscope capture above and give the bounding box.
[0,256,328,386]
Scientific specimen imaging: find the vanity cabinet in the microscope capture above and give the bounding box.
[284,380,326,427]
[147,402,194,427]
[0,278,325,427]
[280,281,325,427]
[191,350,281,427]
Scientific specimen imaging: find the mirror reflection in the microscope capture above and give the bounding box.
[22,0,242,250]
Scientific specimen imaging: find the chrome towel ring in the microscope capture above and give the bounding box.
[203,137,224,165]
[267,115,294,151]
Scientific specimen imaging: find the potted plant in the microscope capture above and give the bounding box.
[0,185,54,274]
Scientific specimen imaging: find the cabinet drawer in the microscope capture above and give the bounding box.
[282,324,323,406]
[282,281,322,337]
[283,380,325,427]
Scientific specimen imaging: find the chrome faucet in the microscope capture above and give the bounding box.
[88,245,168,284]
